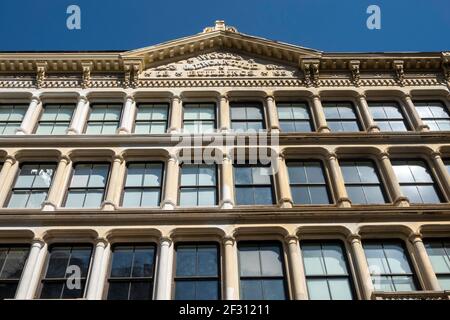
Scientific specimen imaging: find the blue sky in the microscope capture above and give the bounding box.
[0,0,449,52]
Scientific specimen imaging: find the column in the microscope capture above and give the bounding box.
[348,234,374,300]
[0,155,18,207]
[102,155,124,211]
[356,94,380,133]
[168,96,182,133]
[219,94,230,132]
[402,94,429,132]
[377,152,409,207]
[276,154,293,208]
[223,236,240,300]
[310,94,330,133]
[431,151,450,200]
[43,155,71,211]
[409,233,441,291]
[16,95,41,135]
[155,237,173,300]
[24,239,48,299]
[266,95,280,133]
[285,235,308,300]
[220,153,234,209]
[161,154,179,210]
[14,239,46,299]
[118,94,136,134]
[326,152,351,208]
[67,95,90,135]
[86,238,109,300]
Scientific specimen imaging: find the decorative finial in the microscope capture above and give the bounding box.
[203,20,237,33]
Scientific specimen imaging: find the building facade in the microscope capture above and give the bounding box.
[0,21,450,300]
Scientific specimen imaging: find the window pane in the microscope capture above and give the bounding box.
[197,188,216,206]
[141,189,160,207]
[424,242,450,274]
[197,246,218,276]
[262,279,286,300]
[240,280,263,300]
[383,243,412,274]
[110,248,133,278]
[179,188,198,206]
[323,244,348,275]
[302,243,326,276]
[175,281,195,300]
[260,245,283,276]
[307,279,331,300]
[239,244,261,277]
[83,190,104,207]
[125,164,144,187]
[65,190,86,208]
[46,247,70,278]
[132,247,155,278]
[129,281,152,300]
[70,164,91,188]
[0,248,29,280]
[176,246,196,277]
[107,282,129,300]
[195,281,219,300]
[328,278,353,300]
[88,165,109,187]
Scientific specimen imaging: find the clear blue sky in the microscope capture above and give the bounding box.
[0,0,449,52]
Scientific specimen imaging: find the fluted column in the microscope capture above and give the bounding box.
[16,95,41,135]
[357,94,380,133]
[402,94,429,132]
[86,238,109,300]
[119,95,136,134]
[310,94,330,133]
[223,236,240,300]
[409,233,441,291]
[220,153,235,209]
[348,234,374,300]
[155,237,173,300]
[162,154,179,210]
[285,235,308,300]
[326,153,351,208]
[219,94,230,133]
[0,155,18,207]
[102,155,124,211]
[377,152,409,207]
[68,95,90,135]
[43,155,71,211]
[168,96,182,133]
[14,239,46,299]
[266,95,280,133]
[276,154,293,208]
[430,151,450,201]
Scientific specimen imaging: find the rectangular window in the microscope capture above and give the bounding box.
[40,245,93,299]
[230,102,265,131]
[179,164,217,207]
[0,245,30,300]
[340,160,387,204]
[85,104,122,134]
[392,160,442,204]
[0,104,27,135]
[64,163,110,208]
[368,102,409,132]
[234,164,275,206]
[277,102,314,132]
[35,104,75,135]
[301,241,354,300]
[287,161,331,204]
[174,243,220,300]
[364,241,418,292]
[238,242,287,300]
[6,163,56,209]
[107,244,156,300]
[424,240,450,290]
[122,162,163,208]
[134,103,168,134]
[323,102,362,132]
[415,101,450,131]
[183,103,216,133]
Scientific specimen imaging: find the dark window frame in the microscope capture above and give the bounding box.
[34,103,76,135]
[322,101,363,132]
[367,101,411,132]
[178,162,219,207]
[0,244,30,300]
[133,103,169,134]
[182,102,217,133]
[84,103,123,134]
[276,101,315,132]
[230,102,266,131]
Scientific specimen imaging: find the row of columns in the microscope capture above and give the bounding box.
[11,91,440,135]
[11,231,442,300]
[1,147,450,210]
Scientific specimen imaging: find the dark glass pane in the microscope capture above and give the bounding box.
[262,279,286,300]
[291,186,310,204]
[176,246,196,277]
[309,186,331,204]
[305,162,326,183]
[132,247,155,278]
[234,167,252,185]
[62,281,85,299]
[197,246,218,276]
[280,121,295,132]
[110,247,133,278]
[175,281,196,300]
[235,187,254,205]
[287,163,307,184]
[69,247,92,277]
[1,248,28,279]
[347,186,367,204]
[40,282,64,299]
[364,186,386,204]
[0,283,18,300]
[129,281,152,300]
[241,279,263,300]
[46,247,70,278]
[196,280,219,300]
[107,282,130,300]
[253,187,274,205]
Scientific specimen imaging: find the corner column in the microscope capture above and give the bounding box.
[223,236,240,300]
[348,234,374,300]
[68,95,90,135]
[377,152,409,207]
[409,233,441,291]
[276,154,293,208]
[356,94,380,132]
[155,237,173,300]
[285,235,308,300]
[119,94,136,134]
[326,152,351,208]
[16,95,41,135]
[431,151,450,201]
[310,94,330,133]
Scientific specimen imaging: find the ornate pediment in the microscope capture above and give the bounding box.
[139,51,300,79]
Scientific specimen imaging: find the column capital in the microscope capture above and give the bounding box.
[223,235,236,246]
[77,94,89,103]
[58,154,71,164]
[4,155,16,165]
[347,234,362,244]
[309,93,321,100]
[171,95,181,102]
[408,232,424,244]
[30,95,41,104]
[219,94,229,101]
[113,154,125,164]
[94,237,109,247]
[284,235,299,245]
[31,238,46,248]
[431,151,442,160]
[356,93,367,100]
[403,93,413,100]
[377,151,390,161]
[327,152,338,160]
[160,236,172,246]
[124,94,135,102]
[265,95,275,102]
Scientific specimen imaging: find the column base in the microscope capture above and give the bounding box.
[101,201,117,211]
[118,127,131,134]
[318,126,331,133]
[394,197,410,207]
[161,200,176,210]
[337,198,352,208]
[42,201,57,211]
[279,199,293,209]
[270,127,280,134]
[368,125,381,133]
[220,200,234,209]
[66,128,80,135]
[15,129,27,135]
[418,124,430,132]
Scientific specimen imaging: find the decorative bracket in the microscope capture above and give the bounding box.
[442,52,450,86]
[122,59,143,88]
[300,59,320,87]
[393,60,405,86]
[349,60,361,86]
[81,62,93,89]
[35,61,47,89]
